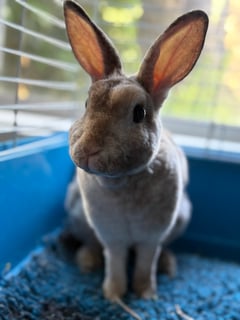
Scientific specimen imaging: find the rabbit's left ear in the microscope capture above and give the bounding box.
[137,10,208,106]
[64,0,122,82]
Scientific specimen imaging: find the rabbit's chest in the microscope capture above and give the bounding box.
[78,167,180,245]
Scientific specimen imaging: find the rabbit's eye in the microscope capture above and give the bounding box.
[133,104,146,123]
[85,99,88,109]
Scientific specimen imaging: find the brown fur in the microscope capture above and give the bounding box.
[64,0,208,301]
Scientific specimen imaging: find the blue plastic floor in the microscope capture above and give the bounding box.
[0,231,240,320]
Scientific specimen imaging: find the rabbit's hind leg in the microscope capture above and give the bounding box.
[76,243,103,273]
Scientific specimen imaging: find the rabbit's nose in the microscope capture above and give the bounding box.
[71,140,102,171]
[81,144,102,158]
[70,128,104,170]
[87,148,102,171]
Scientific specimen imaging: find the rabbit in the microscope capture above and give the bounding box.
[64,0,208,301]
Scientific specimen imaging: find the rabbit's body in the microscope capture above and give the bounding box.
[64,0,208,301]
[77,128,186,247]
[71,106,191,298]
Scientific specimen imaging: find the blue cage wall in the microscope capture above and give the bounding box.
[0,132,240,273]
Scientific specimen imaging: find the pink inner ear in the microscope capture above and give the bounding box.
[152,18,207,93]
[66,10,105,81]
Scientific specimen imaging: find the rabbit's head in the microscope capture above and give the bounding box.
[64,1,208,178]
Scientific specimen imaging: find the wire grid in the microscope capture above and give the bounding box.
[0,0,82,147]
[0,0,239,152]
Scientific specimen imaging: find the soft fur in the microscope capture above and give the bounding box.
[64,0,208,301]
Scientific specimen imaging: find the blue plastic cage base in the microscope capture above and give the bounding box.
[1,230,240,320]
[1,133,240,319]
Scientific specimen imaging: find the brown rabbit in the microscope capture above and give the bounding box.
[64,0,208,301]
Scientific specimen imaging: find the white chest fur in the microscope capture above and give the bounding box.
[77,149,181,247]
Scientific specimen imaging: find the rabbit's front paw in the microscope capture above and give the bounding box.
[103,277,126,301]
[133,280,157,300]
[76,245,103,273]
[139,287,158,300]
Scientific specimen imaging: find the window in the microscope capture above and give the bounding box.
[0,0,82,148]
[0,0,239,155]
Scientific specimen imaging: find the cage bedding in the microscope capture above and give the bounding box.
[0,231,240,320]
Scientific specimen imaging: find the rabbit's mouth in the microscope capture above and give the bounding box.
[74,152,150,179]
[70,139,154,177]
[71,151,104,175]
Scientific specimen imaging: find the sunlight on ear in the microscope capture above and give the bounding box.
[102,5,143,24]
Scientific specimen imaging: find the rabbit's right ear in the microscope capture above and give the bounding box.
[64,0,122,81]
[137,10,208,107]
